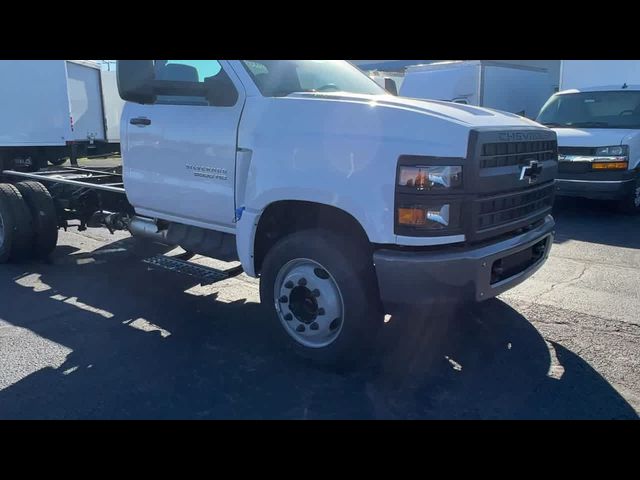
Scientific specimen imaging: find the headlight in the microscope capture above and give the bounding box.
[398,165,462,190]
[559,145,629,170]
[397,203,460,230]
[593,145,628,170]
[595,146,627,157]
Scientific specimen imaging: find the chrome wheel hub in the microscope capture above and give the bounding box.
[274,258,344,348]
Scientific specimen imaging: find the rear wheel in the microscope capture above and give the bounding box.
[0,183,35,263]
[14,181,58,258]
[260,229,383,369]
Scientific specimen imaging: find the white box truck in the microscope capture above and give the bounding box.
[369,71,405,95]
[400,61,554,119]
[536,60,640,212]
[0,60,121,171]
[0,60,557,368]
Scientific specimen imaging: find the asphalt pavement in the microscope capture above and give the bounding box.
[0,196,638,419]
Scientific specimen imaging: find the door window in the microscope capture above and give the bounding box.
[153,60,235,106]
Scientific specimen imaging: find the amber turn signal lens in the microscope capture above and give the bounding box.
[592,162,628,170]
[398,207,427,226]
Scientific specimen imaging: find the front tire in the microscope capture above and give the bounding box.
[259,229,383,369]
[619,176,640,214]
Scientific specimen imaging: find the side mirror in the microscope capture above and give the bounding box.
[116,60,156,104]
[204,71,239,107]
[384,78,398,96]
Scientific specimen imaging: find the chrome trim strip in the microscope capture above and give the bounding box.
[396,234,466,246]
[557,179,633,184]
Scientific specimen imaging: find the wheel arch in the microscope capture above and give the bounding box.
[244,200,373,277]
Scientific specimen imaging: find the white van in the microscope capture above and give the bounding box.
[537,60,640,212]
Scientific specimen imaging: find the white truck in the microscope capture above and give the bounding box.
[0,60,558,368]
[400,61,554,119]
[0,60,122,171]
[536,60,640,212]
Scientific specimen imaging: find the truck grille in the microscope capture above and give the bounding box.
[476,183,555,232]
[480,140,557,168]
[466,130,558,242]
[558,146,597,156]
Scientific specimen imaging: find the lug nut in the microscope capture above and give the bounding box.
[285,281,294,289]
[279,296,288,303]
[296,324,306,333]
[284,313,293,321]
[310,322,319,331]
[317,308,325,316]
[298,278,307,287]
[312,289,320,298]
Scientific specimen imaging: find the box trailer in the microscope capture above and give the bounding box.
[400,60,554,119]
[0,60,121,171]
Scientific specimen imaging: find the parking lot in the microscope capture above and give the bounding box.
[0,190,639,419]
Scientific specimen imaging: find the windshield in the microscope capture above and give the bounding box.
[241,60,388,97]
[537,90,640,129]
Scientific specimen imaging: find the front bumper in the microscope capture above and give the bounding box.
[556,171,636,200]
[373,215,555,314]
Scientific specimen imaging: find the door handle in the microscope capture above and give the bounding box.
[130,117,151,126]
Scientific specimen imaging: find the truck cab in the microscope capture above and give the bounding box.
[537,85,640,212]
[0,60,558,368]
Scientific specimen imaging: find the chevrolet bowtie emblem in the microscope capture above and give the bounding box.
[520,160,543,184]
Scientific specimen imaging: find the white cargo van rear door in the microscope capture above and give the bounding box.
[66,61,106,142]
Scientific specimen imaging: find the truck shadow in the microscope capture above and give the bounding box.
[0,237,637,419]
[552,197,640,249]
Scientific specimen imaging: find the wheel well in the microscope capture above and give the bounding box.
[253,201,372,275]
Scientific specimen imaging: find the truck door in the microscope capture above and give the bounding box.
[122,60,245,231]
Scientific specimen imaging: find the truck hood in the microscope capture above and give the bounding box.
[286,92,544,129]
[553,127,640,147]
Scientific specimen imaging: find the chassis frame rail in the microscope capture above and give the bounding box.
[1,166,126,194]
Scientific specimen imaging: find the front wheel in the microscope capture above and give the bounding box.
[619,176,640,214]
[259,229,383,369]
